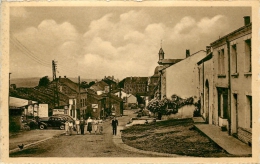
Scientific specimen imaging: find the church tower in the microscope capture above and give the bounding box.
[158,47,164,61]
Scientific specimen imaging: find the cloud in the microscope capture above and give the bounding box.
[10,11,230,79]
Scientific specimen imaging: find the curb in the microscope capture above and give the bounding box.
[9,132,65,154]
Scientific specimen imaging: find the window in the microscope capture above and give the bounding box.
[247,96,252,128]
[218,49,225,76]
[231,44,238,74]
[245,39,252,73]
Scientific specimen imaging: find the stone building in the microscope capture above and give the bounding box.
[123,77,148,96]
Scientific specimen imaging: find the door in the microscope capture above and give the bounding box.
[233,94,238,135]
[205,80,209,123]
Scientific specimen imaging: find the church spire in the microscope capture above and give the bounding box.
[158,40,164,61]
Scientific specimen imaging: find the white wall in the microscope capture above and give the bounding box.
[166,51,206,100]
[38,104,48,117]
[162,105,195,120]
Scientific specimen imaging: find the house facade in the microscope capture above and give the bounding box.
[160,50,206,119]
[123,77,148,96]
[101,93,123,117]
[53,76,88,120]
[197,52,213,124]
[198,17,252,145]
[85,92,104,119]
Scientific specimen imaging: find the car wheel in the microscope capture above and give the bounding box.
[60,125,65,130]
[39,124,45,130]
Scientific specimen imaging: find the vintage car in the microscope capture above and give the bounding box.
[38,116,66,130]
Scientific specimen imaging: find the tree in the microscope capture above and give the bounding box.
[80,81,89,89]
[38,76,50,87]
[88,81,95,87]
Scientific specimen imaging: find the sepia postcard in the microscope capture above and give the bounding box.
[1,0,259,163]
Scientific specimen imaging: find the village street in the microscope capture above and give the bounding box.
[10,109,162,157]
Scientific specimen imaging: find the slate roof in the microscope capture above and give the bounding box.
[124,77,148,83]
[100,93,123,102]
[56,78,86,93]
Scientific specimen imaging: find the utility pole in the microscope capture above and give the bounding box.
[52,60,59,107]
[78,76,81,119]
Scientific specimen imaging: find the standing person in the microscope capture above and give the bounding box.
[79,117,85,135]
[111,117,118,135]
[65,120,69,135]
[92,118,98,135]
[87,117,93,134]
[75,118,80,135]
[97,118,103,134]
[68,121,73,135]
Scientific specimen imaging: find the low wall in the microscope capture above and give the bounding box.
[162,105,195,120]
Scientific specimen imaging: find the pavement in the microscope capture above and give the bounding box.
[194,123,252,156]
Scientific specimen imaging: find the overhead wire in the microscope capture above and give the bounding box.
[10,34,85,77]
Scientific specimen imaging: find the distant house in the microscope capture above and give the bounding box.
[51,76,88,120]
[90,81,109,94]
[85,91,104,119]
[102,76,118,91]
[101,93,123,117]
[90,85,105,95]
[114,89,128,100]
[122,77,148,96]
[127,94,137,104]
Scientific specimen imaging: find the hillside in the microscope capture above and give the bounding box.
[10,77,100,88]
[10,77,40,88]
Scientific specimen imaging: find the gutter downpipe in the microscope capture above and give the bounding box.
[202,60,205,122]
[226,37,232,135]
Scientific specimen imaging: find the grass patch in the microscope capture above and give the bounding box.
[122,118,233,157]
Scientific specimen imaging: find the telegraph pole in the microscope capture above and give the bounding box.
[52,60,59,107]
[78,76,81,119]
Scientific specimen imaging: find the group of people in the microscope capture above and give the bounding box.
[65,117,103,135]
[65,116,119,136]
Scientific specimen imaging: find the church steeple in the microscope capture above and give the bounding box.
[158,40,164,61]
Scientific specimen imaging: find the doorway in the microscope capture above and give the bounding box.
[205,80,209,123]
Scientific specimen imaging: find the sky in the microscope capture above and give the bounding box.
[9,6,251,80]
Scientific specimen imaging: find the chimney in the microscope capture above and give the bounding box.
[64,76,66,78]
[59,76,61,81]
[186,49,190,58]
[244,16,250,26]
[206,46,211,54]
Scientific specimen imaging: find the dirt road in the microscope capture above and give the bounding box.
[10,110,161,157]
